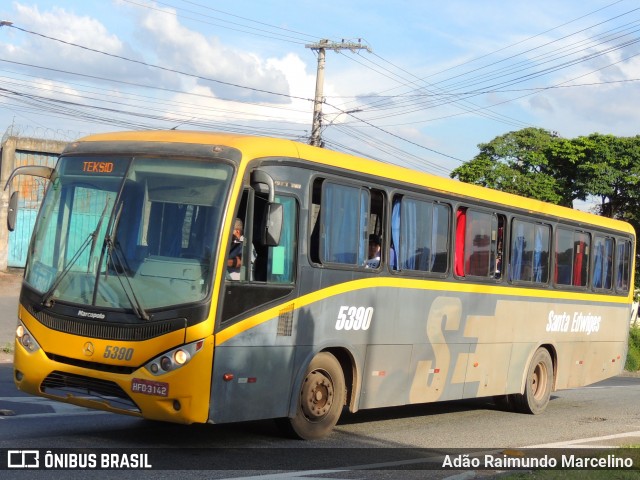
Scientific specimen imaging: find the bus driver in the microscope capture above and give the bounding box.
[227,218,245,280]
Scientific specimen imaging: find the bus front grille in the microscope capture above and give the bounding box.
[41,371,140,413]
[46,353,137,374]
[27,305,186,341]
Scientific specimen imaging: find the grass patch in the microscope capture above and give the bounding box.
[1,342,13,354]
[626,326,640,371]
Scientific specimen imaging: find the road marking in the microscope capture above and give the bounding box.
[1,410,108,420]
[526,430,640,448]
[215,450,505,480]
[214,431,640,479]
[0,395,109,419]
[581,385,636,389]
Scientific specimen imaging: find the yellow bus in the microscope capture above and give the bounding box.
[5,131,635,439]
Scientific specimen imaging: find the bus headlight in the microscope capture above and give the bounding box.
[174,349,189,365]
[144,339,204,376]
[160,356,172,371]
[16,322,41,353]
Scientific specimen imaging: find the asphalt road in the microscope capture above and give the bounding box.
[2,269,640,478]
[2,360,640,479]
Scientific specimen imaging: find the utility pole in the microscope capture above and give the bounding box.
[305,39,371,147]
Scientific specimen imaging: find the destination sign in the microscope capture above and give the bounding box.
[60,157,130,176]
[83,161,114,173]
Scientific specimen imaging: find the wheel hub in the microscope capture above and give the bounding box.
[301,371,334,420]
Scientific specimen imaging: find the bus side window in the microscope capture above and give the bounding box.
[615,239,632,293]
[554,228,590,287]
[392,194,450,274]
[365,189,384,269]
[573,232,590,287]
[461,209,503,278]
[228,191,297,284]
[262,195,297,284]
[510,220,550,283]
[320,182,369,265]
[592,235,614,290]
[311,179,384,269]
[312,180,369,266]
[465,211,492,276]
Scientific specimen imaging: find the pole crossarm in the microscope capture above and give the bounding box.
[305,39,372,54]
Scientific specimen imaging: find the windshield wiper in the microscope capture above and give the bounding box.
[101,202,150,321]
[42,233,93,307]
[105,236,150,321]
[43,195,113,307]
[87,198,111,273]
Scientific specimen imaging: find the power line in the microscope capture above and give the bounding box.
[0,59,311,117]
[2,2,638,176]
[120,0,317,45]
[329,4,639,129]
[2,22,313,103]
[0,18,475,162]
[327,103,465,164]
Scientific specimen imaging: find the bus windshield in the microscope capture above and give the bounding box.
[25,156,233,314]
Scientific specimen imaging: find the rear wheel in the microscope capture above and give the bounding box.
[492,394,514,412]
[512,348,554,414]
[277,352,345,440]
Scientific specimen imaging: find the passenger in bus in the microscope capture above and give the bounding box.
[227,218,245,280]
[365,234,381,268]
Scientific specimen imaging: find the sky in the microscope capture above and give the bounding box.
[0,0,639,178]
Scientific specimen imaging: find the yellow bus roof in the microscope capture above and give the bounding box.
[74,130,635,236]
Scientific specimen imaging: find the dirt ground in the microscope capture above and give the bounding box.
[0,268,23,290]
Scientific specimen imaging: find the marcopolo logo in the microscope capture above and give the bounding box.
[7,450,39,468]
[77,310,106,320]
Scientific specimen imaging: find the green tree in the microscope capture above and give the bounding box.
[453,128,640,289]
[577,134,640,220]
[450,128,586,207]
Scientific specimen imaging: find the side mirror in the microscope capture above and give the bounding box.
[250,169,275,203]
[7,191,18,232]
[4,165,54,191]
[4,165,54,232]
[262,202,283,246]
[255,202,283,247]
[250,169,283,246]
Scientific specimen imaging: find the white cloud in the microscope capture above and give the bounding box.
[135,5,292,102]
[527,48,640,137]
[1,3,152,82]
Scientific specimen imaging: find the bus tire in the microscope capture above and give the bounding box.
[278,352,345,440]
[513,348,553,415]
[492,394,514,412]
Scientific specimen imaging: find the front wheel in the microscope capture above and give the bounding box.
[277,352,345,440]
[512,348,554,415]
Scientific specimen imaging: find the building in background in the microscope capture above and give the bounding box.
[0,127,67,271]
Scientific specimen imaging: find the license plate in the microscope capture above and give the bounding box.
[131,378,169,397]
